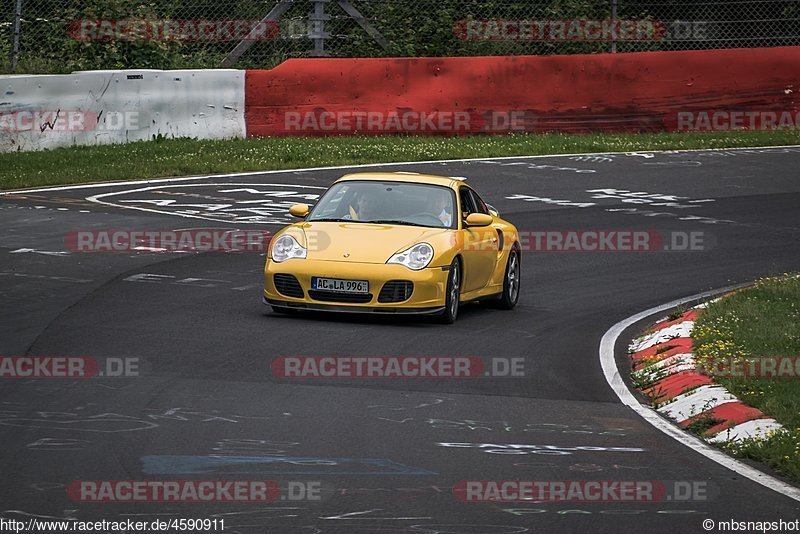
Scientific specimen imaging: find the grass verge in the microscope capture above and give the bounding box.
[2,130,800,190]
[692,275,800,484]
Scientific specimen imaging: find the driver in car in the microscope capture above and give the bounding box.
[345,190,379,221]
[428,193,453,227]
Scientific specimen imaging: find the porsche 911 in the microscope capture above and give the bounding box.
[262,172,520,323]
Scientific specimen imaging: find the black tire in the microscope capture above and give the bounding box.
[438,258,461,324]
[497,248,521,310]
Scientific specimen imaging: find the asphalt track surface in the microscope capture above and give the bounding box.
[1,147,799,533]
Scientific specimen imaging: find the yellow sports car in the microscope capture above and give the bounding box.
[262,172,520,323]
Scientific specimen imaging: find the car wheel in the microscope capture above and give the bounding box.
[497,248,520,310]
[438,258,461,324]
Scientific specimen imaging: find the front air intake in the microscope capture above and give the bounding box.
[378,280,414,303]
[274,274,304,298]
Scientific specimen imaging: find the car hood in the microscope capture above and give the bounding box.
[299,221,451,264]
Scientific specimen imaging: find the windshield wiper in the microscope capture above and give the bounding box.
[367,219,429,227]
[312,218,435,228]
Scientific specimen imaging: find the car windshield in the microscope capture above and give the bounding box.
[308,180,457,229]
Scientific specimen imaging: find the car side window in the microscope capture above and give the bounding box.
[314,185,350,218]
[468,189,490,215]
[459,187,476,217]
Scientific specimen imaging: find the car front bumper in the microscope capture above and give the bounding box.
[263,258,449,313]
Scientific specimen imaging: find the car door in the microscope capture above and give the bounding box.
[458,186,497,293]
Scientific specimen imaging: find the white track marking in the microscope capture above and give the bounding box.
[85,182,325,225]
[632,354,696,381]
[10,248,70,256]
[694,298,722,309]
[644,353,695,373]
[657,386,738,421]
[2,144,799,195]
[629,321,694,352]
[707,419,784,444]
[599,284,800,503]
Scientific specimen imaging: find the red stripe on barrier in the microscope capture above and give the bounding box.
[679,402,765,437]
[644,371,713,401]
[245,47,800,136]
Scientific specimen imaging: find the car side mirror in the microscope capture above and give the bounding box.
[486,204,499,217]
[289,203,310,218]
[465,213,493,227]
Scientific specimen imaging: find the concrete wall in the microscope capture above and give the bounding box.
[246,47,800,136]
[0,69,245,152]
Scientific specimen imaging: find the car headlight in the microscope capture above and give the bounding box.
[271,234,307,263]
[387,242,434,270]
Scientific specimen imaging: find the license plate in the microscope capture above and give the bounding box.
[312,277,369,293]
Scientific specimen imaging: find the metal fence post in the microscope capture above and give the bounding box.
[609,0,617,53]
[220,0,295,68]
[309,0,331,57]
[10,0,23,72]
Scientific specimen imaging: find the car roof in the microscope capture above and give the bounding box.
[335,172,464,188]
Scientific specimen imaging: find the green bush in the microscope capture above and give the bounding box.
[4,0,800,74]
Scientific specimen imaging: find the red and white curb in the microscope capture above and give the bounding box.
[600,287,800,501]
[628,302,784,444]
